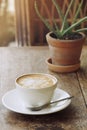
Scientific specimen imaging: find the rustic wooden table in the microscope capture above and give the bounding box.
[1,45,87,130]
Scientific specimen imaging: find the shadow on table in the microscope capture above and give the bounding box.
[2,102,80,130]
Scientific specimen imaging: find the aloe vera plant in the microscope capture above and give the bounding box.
[35,0,87,39]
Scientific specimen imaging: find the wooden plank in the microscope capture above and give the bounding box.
[77,45,87,107]
[0,46,87,129]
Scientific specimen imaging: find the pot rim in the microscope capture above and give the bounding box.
[46,32,86,43]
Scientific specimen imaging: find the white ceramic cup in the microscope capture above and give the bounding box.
[16,73,58,107]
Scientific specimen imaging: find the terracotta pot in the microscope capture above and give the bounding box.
[46,32,86,66]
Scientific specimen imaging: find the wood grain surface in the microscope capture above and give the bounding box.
[0,46,87,130]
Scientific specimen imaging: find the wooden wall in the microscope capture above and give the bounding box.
[15,0,87,46]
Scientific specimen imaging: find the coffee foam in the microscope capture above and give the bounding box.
[17,74,55,89]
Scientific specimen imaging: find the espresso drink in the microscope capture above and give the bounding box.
[17,74,55,89]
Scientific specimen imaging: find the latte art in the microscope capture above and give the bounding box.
[17,74,55,89]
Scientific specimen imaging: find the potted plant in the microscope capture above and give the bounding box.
[34,0,87,73]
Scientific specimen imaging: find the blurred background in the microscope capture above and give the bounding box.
[0,0,15,46]
[0,0,87,46]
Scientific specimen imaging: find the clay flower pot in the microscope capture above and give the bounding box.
[46,32,86,73]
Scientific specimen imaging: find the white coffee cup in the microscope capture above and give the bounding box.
[16,73,58,107]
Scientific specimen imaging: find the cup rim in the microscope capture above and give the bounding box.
[15,73,58,90]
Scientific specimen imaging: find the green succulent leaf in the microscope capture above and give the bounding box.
[72,0,83,24]
[75,28,87,33]
[62,17,87,36]
[61,0,74,32]
[34,1,53,31]
[52,19,61,37]
[52,0,64,21]
[52,0,69,30]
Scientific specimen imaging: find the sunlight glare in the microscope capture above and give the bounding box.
[8,0,15,13]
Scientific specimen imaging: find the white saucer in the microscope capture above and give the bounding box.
[2,88,71,115]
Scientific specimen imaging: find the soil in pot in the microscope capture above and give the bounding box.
[50,32,83,40]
